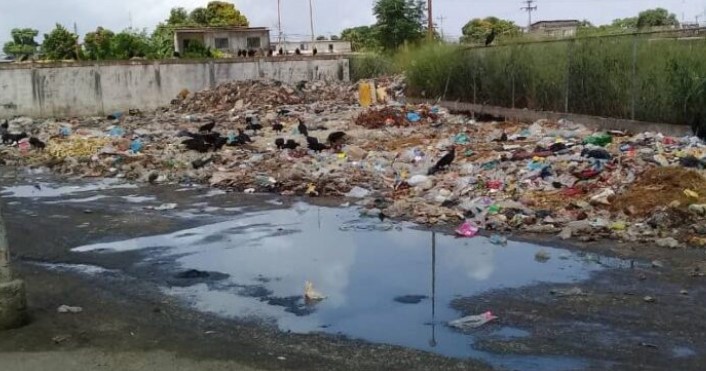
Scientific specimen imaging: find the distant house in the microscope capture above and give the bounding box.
[529,20,581,38]
[173,27,271,56]
[278,40,352,55]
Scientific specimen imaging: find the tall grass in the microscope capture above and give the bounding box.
[350,34,706,126]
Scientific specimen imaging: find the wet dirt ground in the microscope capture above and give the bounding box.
[1,167,705,370]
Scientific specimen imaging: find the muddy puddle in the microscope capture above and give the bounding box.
[57,194,630,370]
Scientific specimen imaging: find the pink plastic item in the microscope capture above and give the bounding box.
[455,221,479,237]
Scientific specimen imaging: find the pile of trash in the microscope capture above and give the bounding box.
[3,77,706,249]
[173,79,357,113]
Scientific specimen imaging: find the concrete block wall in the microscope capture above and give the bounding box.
[0,56,350,118]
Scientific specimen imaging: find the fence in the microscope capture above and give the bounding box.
[397,28,706,126]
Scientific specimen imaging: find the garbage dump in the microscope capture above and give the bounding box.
[3,76,706,248]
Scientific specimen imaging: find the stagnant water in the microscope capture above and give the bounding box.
[3,176,626,370]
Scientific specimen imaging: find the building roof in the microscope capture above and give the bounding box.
[530,20,581,28]
[174,26,269,33]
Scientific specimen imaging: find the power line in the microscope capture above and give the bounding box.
[521,0,538,29]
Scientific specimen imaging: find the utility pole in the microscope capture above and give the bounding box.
[309,0,315,43]
[0,200,27,330]
[436,15,447,39]
[277,0,282,48]
[427,0,434,40]
[73,22,80,61]
[521,0,538,30]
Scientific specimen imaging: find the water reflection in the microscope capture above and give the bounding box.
[72,203,606,369]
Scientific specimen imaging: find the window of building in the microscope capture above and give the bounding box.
[183,39,193,50]
[328,44,334,52]
[215,38,229,50]
[300,43,307,51]
[247,37,261,49]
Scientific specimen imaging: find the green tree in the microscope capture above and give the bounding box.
[189,1,248,26]
[372,0,426,51]
[637,8,679,28]
[111,29,150,59]
[190,7,210,25]
[42,24,78,60]
[2,28,39,59]
[611,17,638,29]
[460,17,521,44]
[330,35,340,41]
[84,27,115,60]
[341,25,377,51]
[316,35,327,41]
[168,7,190,25]
[205,1,249,26]
[150,24,177,58]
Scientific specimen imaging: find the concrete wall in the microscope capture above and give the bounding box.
[0,56,350,118]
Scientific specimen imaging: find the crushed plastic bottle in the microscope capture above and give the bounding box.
[59,127,72,137]
[448,311,498,330]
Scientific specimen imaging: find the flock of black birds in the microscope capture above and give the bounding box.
[0,120,45,149]
[232,47,318,58]
[177,116,348,155]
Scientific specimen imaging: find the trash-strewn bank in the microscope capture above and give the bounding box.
[2,77,706,249]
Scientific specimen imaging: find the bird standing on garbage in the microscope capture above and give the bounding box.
[305,136,327,152]
[313,47,318,56]
[275,138,285,149]
[237,128,252,143]
[298,119,309,137]
[485,29,496,47]
[295,48,301,55]
[428,146,456,175]
[284,139,300,150]
[272,121,284,133]
[29,137,46,150]
[327,131,346,145]
[199,120,216,133]
[245,116,263,133]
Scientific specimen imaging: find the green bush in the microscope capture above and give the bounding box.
[350,53,396,81]
[396,34,706,126]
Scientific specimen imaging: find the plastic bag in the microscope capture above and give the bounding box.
[448,311,497,330]
[455,221,479,238]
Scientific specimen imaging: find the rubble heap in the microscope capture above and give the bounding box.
[3,77,706,249]
[173,79,357,113]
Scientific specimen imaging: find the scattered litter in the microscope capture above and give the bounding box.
[448,311,498,330]
[346,186,371,199]
[680,289,689,296]
[2,76,706,248]
[656,237,680,249]
[643,296,656,303]
[456,221,479,238]
[535,249,551,262]
[304,281,326,302]
[57,305,83,314]
[489,234,508,246]
[550,287,586,297]
[148,203,177,211]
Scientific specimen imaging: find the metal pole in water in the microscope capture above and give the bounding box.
[429,231,437,347]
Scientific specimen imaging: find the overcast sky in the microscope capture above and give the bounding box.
[1,0,705,44]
